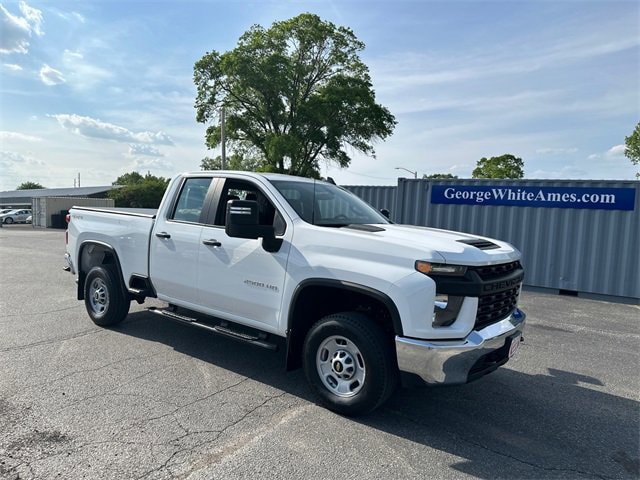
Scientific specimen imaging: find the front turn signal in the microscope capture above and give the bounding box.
[415,261,467,276]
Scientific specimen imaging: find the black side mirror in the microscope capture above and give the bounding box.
[225,200,282,252]
[380,208,390,219]
[226,200,260,239]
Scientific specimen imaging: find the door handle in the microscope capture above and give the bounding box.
[202,239,222,247]
[155,231,171,239]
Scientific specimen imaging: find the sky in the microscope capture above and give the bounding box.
[0,0,638,190]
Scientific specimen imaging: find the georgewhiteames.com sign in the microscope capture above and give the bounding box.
[431,185,636,211]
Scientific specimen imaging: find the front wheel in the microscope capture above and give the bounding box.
[84,266,130,326]
[4,217,13,224]
[303,312,398,416]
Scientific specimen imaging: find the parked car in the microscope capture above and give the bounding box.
[26,215,32,223]
[1,209,32,224]
[0,208,14,215]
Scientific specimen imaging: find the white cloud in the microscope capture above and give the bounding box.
[3,63,23,71]
[528,166,589,179]
[0,151,48,190]
[39,64,65,85]
[62,49,112,89]
[535,147,578,155]
[130,157,174,173]
[606,144,625,156]
[0,131,42,142]
[588,144,626,161]
[128,144,164,157]
[0,1,43,54]
[51,114,174,145]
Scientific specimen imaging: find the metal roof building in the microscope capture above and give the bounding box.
[0,186,120,207]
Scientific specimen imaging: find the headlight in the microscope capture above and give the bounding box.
[415,261,467,276]
[415,261,466,327]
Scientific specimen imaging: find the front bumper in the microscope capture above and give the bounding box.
[395,308,526,385]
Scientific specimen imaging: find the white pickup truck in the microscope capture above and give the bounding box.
[65,171,525,415]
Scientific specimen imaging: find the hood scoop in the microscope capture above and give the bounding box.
[457,238,500,250]
[344,224,386,233]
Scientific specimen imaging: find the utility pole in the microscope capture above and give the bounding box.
[78,172,81,188]
[221,106,226,170]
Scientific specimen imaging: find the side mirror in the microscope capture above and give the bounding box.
[380,208,390,219]
[226,200,261,239]
[225,200,283,253]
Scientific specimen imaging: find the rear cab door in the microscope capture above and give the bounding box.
[149,175,218,307]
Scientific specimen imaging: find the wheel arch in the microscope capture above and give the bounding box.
[284,279,403,371]
[77,241,127,301]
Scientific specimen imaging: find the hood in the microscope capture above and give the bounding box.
[342,223,520,266]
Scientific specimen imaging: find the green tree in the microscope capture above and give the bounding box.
[200,151,262,172]
[422,173,458,179]
[109,171,169,208]
[624,122,640,178]
[472,154,524,179]
[194,13,396,178]
[17,181,45,190]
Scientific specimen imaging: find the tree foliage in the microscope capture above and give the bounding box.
[17,181,45,190]
[422,173,458,179]
[194,13,396,178]
[109,171,169,208]
[624,122,640,178]
[472,154,524,179]
[200,154,262,171]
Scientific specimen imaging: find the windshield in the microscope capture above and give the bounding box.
[270,179,390,226]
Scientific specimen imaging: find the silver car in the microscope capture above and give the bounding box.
[1,209,32,224]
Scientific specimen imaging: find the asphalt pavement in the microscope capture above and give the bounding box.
[1,225,638,479]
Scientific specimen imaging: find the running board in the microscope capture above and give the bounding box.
[147,307,278,351]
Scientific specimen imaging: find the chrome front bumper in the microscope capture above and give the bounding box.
[395,309,526,385]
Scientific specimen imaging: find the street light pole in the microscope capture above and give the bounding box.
[395,167,417,179]
[221,106,226,170]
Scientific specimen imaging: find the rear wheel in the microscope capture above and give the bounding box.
[303,312,398,416]
[4,217,13,224]
[84,266,130,326]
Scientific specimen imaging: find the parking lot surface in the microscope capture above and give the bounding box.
[1,225,639,479]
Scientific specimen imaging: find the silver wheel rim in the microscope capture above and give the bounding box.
[89,277,109,316]
[316,335,366,397]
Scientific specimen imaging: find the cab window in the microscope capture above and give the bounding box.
[170,177,212,223]
[215,180,286,235]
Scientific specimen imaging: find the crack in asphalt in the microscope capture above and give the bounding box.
[0,328,105,353]
[134,390,289,480]
[55,359,190,413]
[120,376,251,436]
[5,352,166,398]
[0,304,83,321]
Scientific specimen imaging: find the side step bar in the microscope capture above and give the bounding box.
[147,306,278,351]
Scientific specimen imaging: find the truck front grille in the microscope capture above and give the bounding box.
[475,286,520,330]
[471,261,523,330]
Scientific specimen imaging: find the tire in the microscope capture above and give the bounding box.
[303,312,398,416]
[84,265,130,326]
[4,217,13,224]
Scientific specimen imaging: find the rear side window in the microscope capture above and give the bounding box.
[171,177,212,223]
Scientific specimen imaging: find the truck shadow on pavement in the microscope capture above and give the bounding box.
[115,310,639,480]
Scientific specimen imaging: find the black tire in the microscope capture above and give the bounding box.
[303,312,398,416]
[84,265,130,326]
[4,217,13,224]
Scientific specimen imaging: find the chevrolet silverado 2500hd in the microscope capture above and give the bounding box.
[64,172,525,415]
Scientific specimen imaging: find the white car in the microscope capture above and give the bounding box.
[1,209,32,224]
